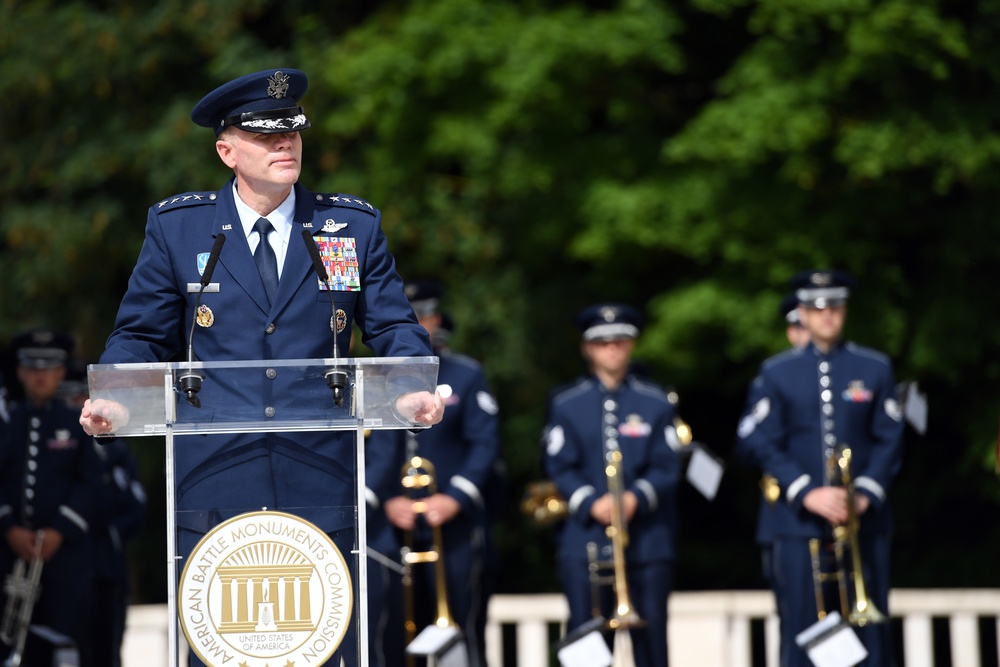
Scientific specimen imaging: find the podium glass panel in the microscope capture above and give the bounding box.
[88,357,439,667]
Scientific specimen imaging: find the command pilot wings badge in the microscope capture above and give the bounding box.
[322,219,348,233]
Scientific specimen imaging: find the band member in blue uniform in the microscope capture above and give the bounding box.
[55,360,147,667]
[364,426,407,667]
[77,69,445,666]
[367,281,501,667]
[735,293,809,652]
[737,271,903,667]
[89,439,146,667]
[544,304,681,667]
[0,329,103,666]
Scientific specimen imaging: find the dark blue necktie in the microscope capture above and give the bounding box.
[253,217,279,305]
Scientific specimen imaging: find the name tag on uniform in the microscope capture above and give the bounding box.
[187,283,220,293]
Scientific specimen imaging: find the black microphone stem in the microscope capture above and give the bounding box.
[301,230,348,406]
[179,233,227,407]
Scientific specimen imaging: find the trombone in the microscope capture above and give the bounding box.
[399,455,459,659]
[808,446,886,627]
[1,530,44,667]
[587,448,644,631]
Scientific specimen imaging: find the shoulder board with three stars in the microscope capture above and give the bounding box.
[313,193,377,216]
[154,192,218,212]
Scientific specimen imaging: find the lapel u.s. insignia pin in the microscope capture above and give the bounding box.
[196,304,214,328]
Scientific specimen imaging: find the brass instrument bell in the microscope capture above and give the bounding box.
[520,480,567,527]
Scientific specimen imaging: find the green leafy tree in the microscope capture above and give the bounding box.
[297,0,1000,590]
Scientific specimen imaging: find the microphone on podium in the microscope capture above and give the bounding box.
[178,233,226,408]
[301,230,349,407]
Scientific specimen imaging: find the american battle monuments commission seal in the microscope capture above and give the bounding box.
[178,511,354,666]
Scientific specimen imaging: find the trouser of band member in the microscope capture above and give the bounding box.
[384,523,489,667]
[558,555,674,667]
[771,533,894,667]
[90,573,129,667]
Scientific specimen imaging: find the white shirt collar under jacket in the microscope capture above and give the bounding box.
[233,183,295,278]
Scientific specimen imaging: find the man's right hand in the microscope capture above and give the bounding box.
[384,496,418,531]
[802,486,849,525]
[80,398,129,435]
[5,526,36,562]
[590,491,639,526]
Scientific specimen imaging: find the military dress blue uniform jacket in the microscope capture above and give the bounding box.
[92,440,146,583]
[544,374,680,564]
[99,178,432,534]
[0,400,103,654]
[0,400,102,548]
[735,381,780,547]
[737,341,904,538]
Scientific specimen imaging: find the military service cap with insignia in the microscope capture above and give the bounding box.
[789,269,857,309]
[191,68,311,135]
[779,292,803,325]
[403,280,444,318]
[9,328,74,369]
[433,311,455,348]
[575,303,643,342]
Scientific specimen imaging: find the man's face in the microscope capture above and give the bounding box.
[797,304,846,347]
[417,313,442,340]
[581,338,635,375]
[216,128,302,194]
[16,365,65,404]
[786,324,811,349]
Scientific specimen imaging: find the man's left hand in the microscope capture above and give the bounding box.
[39,530,63,561]
[395,390,446,425]
[422,494,461,527]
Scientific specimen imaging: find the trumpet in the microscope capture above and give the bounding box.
[1,530,44,667]
[399,456,457,656]
[809,446,886,627]
[588,448,644,631]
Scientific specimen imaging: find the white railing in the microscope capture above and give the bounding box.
[122,589,1000,667]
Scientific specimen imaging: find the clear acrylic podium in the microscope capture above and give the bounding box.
[87,356,439,667]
